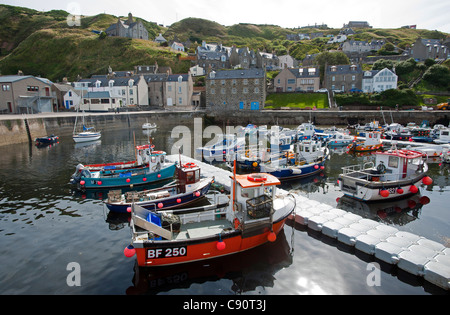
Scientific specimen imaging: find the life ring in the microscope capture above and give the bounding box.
[183,162,197,168]
[247,174,267,182]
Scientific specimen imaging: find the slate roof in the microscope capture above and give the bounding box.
[77,76,141,87]
[208,69,265,80]
[288,68,319,78]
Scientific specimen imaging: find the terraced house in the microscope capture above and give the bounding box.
[206,69,266,111]
[324,64,363,92]
[273,67,320,92]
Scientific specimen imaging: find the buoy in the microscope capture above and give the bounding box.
[252,162,258,167]
[409,185,418,194]
[336,197,340,203]
[176,198,181,203]
[247,174,267,182]
[80,180,85,185]
[419,196,430,205]
[143,177,147,182]
[157,202,163,208]
[314,165,319,169]
[422,176,433,186]
[380,189,390,198]
[97,181,102,185]
[267,231,277,242]
[216,240,226,251]
[124,244,135,257]
[126,207,132,213]
[396,188,404,194]
[126,178,131,183]
[195,191,200,197]
[320,166,325,170]
[157,174,161,178]
[408,200,417,209]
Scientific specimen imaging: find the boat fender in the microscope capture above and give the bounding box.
[247,174,267,182]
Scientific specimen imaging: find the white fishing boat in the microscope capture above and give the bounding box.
[142,120,157,129]
[338,143,433,201]
[433,128,450,144]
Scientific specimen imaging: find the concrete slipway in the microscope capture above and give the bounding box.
[166,154,450,291]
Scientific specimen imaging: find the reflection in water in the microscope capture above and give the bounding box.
[336,194,429,225]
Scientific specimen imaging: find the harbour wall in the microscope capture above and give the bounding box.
[0,110,449,146]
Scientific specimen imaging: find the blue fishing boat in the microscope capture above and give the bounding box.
[104,162,215,213]
[70,151,176,190]
[35,134,59,145]
[259,140,329,180]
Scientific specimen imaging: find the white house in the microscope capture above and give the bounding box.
[190,65,205,77]
[63,88,82,110]
[74,75,149,107]
[327,35,347,44]
[79,91,122,112]
[171,42,185,52]
[362,68,398,93]
[278,55,296,69]
[165,73,193,107]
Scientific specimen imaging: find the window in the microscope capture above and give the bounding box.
[243,79,248,85]
[232,88,237,94]
[129,89,133,95]
[221,80,225,85]
[2,84,10,91]
[352,75,355,81]
[332,76,335,82]
[221,88,225,94]
[179,97,182,104]
[243,87,248,94]
[388,156,399,168]
[254,87,259,93]
[254,79,259,85]
[211,88,215,95]
[27,86,39,92]
[178,86,182,94]
[287,79,295,84]
[101,99,110,104]
[168,85,172,92]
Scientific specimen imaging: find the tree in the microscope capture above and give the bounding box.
[422,64,450,88]
[394,58,416,75]
[316,51,350,82]
[373,59,394,71]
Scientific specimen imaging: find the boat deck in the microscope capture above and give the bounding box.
[165,154,450,291]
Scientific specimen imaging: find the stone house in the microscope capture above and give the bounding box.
[145,73,169,107]
[205,69,266,111]
[362,68,398,93]
[411,38,449,61]
[278,55,298,69]
[105,13,149,40]
[324,64,363,92]
[0,74,55,113]
[273,67,320,92]
[229,46,262,69]
[196,42,231,70]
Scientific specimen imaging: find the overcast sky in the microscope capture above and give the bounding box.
[2,0,449,33]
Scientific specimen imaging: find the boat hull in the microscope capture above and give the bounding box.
[133,216,289,267]
[106,180,213,213]
[73,132,101,143]
[338,174,426,202]
[80,163,176,190]
[262,161,325,181]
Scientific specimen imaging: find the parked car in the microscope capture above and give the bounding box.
[315,88,328,93]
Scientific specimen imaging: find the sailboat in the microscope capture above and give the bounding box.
[73,108,101,143]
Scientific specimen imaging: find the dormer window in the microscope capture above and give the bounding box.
[128,79,134,88]
[178,75,183,84]
[109,80,114,87]
[95,80,101,88]
[331,66,337,72]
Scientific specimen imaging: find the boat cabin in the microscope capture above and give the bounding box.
[135,144,155,165]
[176,162,201,192]
[373,149,424,181]
[231,173,280,236]
[364,131,382,145]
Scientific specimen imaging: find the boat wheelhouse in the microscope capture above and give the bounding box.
[126,170,295,267]
[104,162,214,213]
[347,131,383,153]
[338,145,432,201]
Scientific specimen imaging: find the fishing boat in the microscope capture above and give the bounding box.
[346,131,383,153]
[104,162,215,213]
[383,123,412,141]
[73,110,101,143]
[259,140,328,180]
[326,131,353,147]
[433,128,450,144]
[124,166,296,267]
[35,134,59,146]
[338,143,433,202]
[70,151,176,190]
[196,134,245,162]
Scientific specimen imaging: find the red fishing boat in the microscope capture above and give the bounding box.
[124,163,296,267]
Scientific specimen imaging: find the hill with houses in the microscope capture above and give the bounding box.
[0,4,448,83]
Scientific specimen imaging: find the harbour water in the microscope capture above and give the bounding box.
[0,120,449,295]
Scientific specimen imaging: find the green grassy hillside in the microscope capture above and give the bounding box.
[0,4,448,83]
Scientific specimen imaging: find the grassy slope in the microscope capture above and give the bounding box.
[265,93,329,109]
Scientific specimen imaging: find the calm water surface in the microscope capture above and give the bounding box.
[0,120,449,295]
